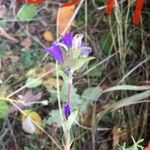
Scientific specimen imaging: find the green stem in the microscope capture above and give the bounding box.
[65,78,73,150]
[65,128,70,150]
[67,78,73,106]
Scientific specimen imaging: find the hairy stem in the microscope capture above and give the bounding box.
[65,128,70,150]
[65,78,73,150]
[67,78,73,105]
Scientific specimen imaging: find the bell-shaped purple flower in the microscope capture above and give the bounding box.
[61,32,73,47]
[44,32,92,65]
[44,42,63,63]
[64,104,71,119]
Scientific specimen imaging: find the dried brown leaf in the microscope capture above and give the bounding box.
[21,37,32,48]
[43,77,63,89]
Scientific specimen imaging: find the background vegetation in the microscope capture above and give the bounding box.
[0,0,150,149]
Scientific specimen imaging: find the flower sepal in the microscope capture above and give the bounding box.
[64,110,78,129]
[70,56,95,73]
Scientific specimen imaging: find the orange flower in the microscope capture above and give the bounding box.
[105,0,114,15]
[132,0,144,25]
[16,0,44,4]
[27,0,44,4]
[62,0,79,7]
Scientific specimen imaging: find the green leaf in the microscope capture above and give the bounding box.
[66,110,78,129]
[79,100,90,113]
[88,61,104,77]
[25,77,42,88]
[103,85,150,93]
[0,40,10,58]
[0,99,9,118]
[81,86,102,101]
[57,68,69,82]
[17,4,38,21]
[46,110,62,127]
[47,82,81,105]
[61,82,82,106]
[20,49,44,69]
[100,32,112,54]
[46,83,82,106]
[107,90,150,110]
[72,57,95,72]
[0,20,6,28]
[80,86,102,113]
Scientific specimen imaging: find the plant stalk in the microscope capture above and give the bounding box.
[65,78,73,150]
[65,128,70,150]
[67,78,73,105]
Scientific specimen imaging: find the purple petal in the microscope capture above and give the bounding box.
[45,42,63,63]
[64,66,73,75]
[64,104,71,119]
[80,46,92,57]
[61,32,73,47]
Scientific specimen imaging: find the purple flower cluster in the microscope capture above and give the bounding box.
[44,32,92,63]
[44,33,93,120]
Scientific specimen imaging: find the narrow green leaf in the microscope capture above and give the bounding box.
[103,85,150,93]
[107,90,150,110]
